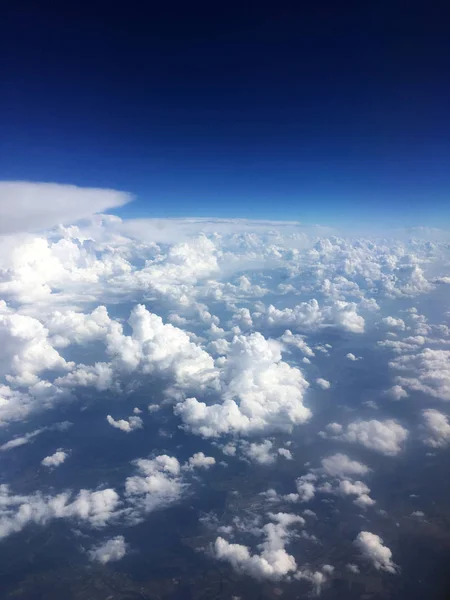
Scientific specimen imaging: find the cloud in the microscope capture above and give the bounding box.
[354,531,397,573]
[175,332,310,437]
[316,378,331,390]
[125,455,186,517]
[185,452,216,470]
[421,409,450,448]
[381,316,406,330]
[346,353,361,361]
[0,485,120,540]
[89,535,127,564]
[385,385,409,400]
[278,447,293,460]
[335,419,409,456]
[242,440,276,465]
[0,181,132,235]
[213,512,304,581]
[41,449,68,467]
[391,349,450,401]
[295,475,317,502]
[106,414,143,433]
[0,427,46,451]
[320,454,369,478]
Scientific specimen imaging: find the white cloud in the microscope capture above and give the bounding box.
[213,512,304,581]
[354,531,397,573]
[337,419,409,456]
[106,414,143,433]
[316,378,331,390]
[106,304,217,390]
[175,332,310,438]
[0,484,120,540]
[382,316,406,330]
[295,474,317,502]
[386,385,408,400]
[185,452,216,470]
[421,409,450,448]
[278,447,293,460]
[89,535,127,564]
[0,181,131,235]
[346,353,360,361]
[0,427,46,451]
[41,449,68,468]
[242,440,276,465]
[321,454,369,478]
[391,349,450,401]
[125,455,186,517]
[280,330,315,357]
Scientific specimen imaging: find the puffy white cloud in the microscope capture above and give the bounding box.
[0,306,70,386]
[41,450,68,468]
[185,452,216,470]
[325,301,365,333]
[280,330,315,357]
[213,512,304,581]
[106,414,143,433]
[346,353,360,361]
[106,304,217,391]
[295,474,317,502]
[354,531,397,573]
[316,378,331,390]
[391,349,450,401]
[0,484,120,540]
[125,455,185,517]
[242,440,276,465]
[336,419,409,456]
[278,447,293,460]
[89,535,127,564]
[386,385,408,400]
[0,181,131,235]
[421,409,450,448]
[175,332,310,437]
[381,316,406,330]
[321,454,369,478]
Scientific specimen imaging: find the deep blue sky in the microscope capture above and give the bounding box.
[1,1,449,225]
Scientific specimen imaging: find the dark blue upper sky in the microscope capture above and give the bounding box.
[1,0,449,225]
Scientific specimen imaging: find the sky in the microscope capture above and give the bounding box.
[1,0,450,226]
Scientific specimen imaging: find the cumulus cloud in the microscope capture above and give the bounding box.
[386,385,409,400]
[185,452,216,470]
[316,378,331,390]
[0,181,132,235]
[354,531,397,573]
[421,409,450,448]
[278,447,293,460]
[382,316,406,330]
[89,535,127,564]
[41,449,68,468]
[125,455,186,517]
[335,419,409,456]
[242,440,276,465]
[175,332,310,437]
[213,512,304,581]
[320,454,369,478]
[0,484,120,540]
[391,349,450,401]
[106,414,143,433]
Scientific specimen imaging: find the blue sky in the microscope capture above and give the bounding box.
[1,1,449,226]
